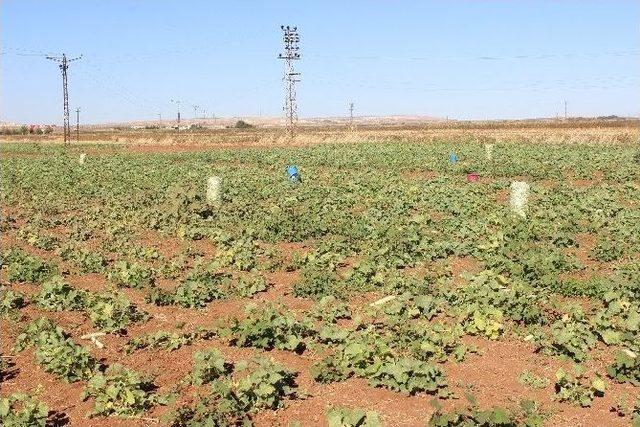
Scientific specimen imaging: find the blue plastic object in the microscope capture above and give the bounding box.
[286,165,301,184]
[449,153,458,164]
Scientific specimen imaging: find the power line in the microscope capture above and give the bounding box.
[278,25,301,141]
[307,49,640,63]
[46,53,82,142]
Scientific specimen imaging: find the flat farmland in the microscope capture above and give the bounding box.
[1,134,639,426]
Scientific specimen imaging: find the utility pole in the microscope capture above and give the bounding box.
[171,99,181,131]
[158,113,162,124]
[564,100,568,120]
[348,102,355,130]
[75,107,80,142]
[46,53,82,143]
[192,105,200,119]
[278,25,301,141]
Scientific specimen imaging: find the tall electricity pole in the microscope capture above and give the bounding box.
[171,99,181,131]
[349,102,355,130]
[564,100,568,120]
[46,53,82,143]
[278,25,301,141]
[75,107,80,142]
[192,105,200,119]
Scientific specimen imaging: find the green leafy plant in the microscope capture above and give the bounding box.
[14,317,97,382]
[0,286,26,318]
[554,366,605,407]
[14,317,64,351]
[191,348,232,385]
[293,264,338,299]
[429,399,545,427]
[461,304,505,340]
[124,329,215,354]
[610,396,640,426]
[86,292,148,332]
[429,406,514,427]
[18,227,60,251]
[311,332,392,384]
[591,291,640,348]
[541,309,596,362]
[3,249,57,283]
[234,274,268,297]
[0,393,49,427]
[591,239,623,262]
[82,364,166,417]
[392,323,474,363]
[168,357,299,425]
[70,249,106,273]
[223,303,313,352]
[326,406,381,427]
[36,276,88,311]
[367,357,449,396]
[311,295,352,323]
[212,232,260,271]
[606,350,640,385]
[232,357,300,411]
[35,335,98,382]
[108,260,155,289]
[518,370,550,389]
[147,270,230,308]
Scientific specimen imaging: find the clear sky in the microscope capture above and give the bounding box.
[1,0,639,124]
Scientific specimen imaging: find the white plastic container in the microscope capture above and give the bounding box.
[79,153,87,165]
[206,176,222,205]
[510,181,529,218]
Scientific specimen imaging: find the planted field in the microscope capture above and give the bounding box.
[1,141,639,426]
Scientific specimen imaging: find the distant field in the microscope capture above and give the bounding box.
[1,136,639,426]
[2,118,638,148]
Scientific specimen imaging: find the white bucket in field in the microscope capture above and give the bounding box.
[485,144,494,160]
[206,176,222,205]
[79,153,87,165]
[510,181,529,218]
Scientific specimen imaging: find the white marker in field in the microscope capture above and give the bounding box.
[485,144,494,160]
[79,153,87,165]
[206,176,222,205]
[510,181,529,218]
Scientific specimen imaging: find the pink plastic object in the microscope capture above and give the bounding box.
[466,173,479,182]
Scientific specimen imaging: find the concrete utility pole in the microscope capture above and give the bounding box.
[564,100,568,120]
[75,107,80,142]
[278,25,301,141]
[46,53,82,142]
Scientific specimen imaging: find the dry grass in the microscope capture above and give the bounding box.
[2,118,638,147]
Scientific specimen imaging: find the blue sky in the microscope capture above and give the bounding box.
[1,0,639,124]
